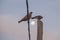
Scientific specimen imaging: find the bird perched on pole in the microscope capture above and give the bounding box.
[31,15,43,20]
[18,12,33,23]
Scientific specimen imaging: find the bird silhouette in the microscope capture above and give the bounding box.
[31,15,43,20]
[18,12,32,23]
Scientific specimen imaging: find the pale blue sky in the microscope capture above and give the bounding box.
[0,0,60,40]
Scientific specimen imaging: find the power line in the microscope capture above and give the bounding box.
[26,0,31,40]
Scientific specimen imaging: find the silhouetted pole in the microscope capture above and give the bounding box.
[37,19,43,40]
[26,0,31,40]
[32,16,43,40]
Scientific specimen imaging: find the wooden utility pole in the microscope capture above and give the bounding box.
[37,19,43,40]
[32,16,43,40]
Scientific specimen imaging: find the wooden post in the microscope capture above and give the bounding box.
[31,15,43,40]
[37,19,43,40]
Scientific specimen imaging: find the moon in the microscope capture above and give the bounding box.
[30,21,35,25]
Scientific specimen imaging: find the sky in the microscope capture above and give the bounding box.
[0,0,60,40]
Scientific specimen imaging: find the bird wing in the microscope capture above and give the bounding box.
[32,16,43,19]
[18,12,32,23]
[22,12,32,20]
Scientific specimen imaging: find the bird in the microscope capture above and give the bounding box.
[31,15,43,20]
[18,12,32,23]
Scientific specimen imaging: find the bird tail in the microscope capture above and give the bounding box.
[18,20,22,23]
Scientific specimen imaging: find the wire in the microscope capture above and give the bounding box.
[26,0,31,40]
